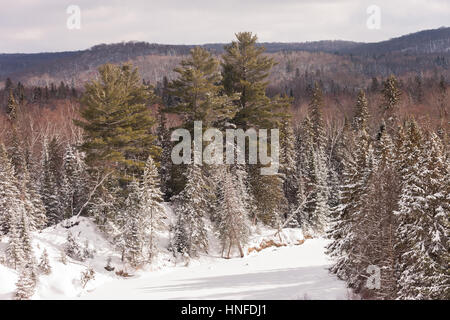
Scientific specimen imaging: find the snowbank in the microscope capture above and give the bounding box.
[0,204,346,299]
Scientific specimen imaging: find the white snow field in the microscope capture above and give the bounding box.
[82,238,349,300]
[0,205,349,300]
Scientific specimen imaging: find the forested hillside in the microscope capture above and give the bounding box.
[1,27,449,88]
[0,30,448,300]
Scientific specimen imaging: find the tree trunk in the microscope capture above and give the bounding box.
[237,240,244,258]
[226,241,232,259]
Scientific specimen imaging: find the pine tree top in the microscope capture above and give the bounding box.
[75,63,160,186]
[353,90,369,132]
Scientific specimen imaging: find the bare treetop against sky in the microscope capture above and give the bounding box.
[0,0,449,53]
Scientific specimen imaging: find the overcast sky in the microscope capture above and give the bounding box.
[0,0,449,53]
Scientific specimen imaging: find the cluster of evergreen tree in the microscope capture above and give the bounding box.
[1,32,447,300]
[327,77,449,300]
[1,78,78,113]
[164,33,295,258]
[0,97,90,298]
[71,33,299,262]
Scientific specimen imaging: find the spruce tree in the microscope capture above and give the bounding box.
[6,127,26,182]
[396,132,449,299]
[327,127,374,290]
[6,89,17,121]
[231,163,256,224]
[249,166,287,227]
[300,86,330,233]
[114,157,165,266]
[40,140,63,226]
[420,133,450,299]
[327,129,358,282]
[6,211,24,269]
[308,82,326,149]
[437,76,447,133]
[61,144,89,218]
[0,144,21,235]
[362,125,400,299]
[173,163,209,257]
[7,206,35,271]
[380,75,401,132]
[215,166,250,258]
[141,156,165,263]
[353,89,369,131]
[348,129,374,291]
[38,249,51,275]
[292,173,307,228]
[415,75,424,103]
[18,210,35,268]
[15,263,36,300]
[19,162,47,231]
[280,119,298,216]
[120,180,145,267]
[155,106,173,200]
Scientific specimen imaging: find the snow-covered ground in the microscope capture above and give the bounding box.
[0,205,349,300]
[82,238,348,300]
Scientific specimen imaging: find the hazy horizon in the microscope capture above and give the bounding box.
[1,0,449,54]
[0,26,447,55]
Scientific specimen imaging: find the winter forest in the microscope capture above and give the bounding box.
[0,31,448,301]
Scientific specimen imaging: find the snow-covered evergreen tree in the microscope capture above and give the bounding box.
[301,145,330,233]
[380,75,401,133]
[156,106,173,201]
[6,127,26,183]
[90,183,120,233]
[362,125,400,299]
[326,128,357,279]
[38,249,51,275]
[65,232,82,261]
[40,139,63,226]
[353,90,369,132]
[0,144,21,235]
[327,127,374,290]
[7,207,36,272]
[287,172,306,228]
[20,163,47,231]
[1,143,37,271]
[299,86,330,233]
[120,180,145,267]
[116,159,165,267]
[61,144,89,218]
[215,166,250,258]
[19,210,35,267]
[173,163,209,257]
[6,211,24,270]
[312,148,330,231]
[396,132,449,299]
[308,82,326,149]
[394,119,424,297]
[280,119,298,215]
[250,168,287,227]
[232,163,256,223]
[140,156,165,263]
[15,263,36,300]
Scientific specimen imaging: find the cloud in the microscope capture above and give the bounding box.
[0,0,448,53]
